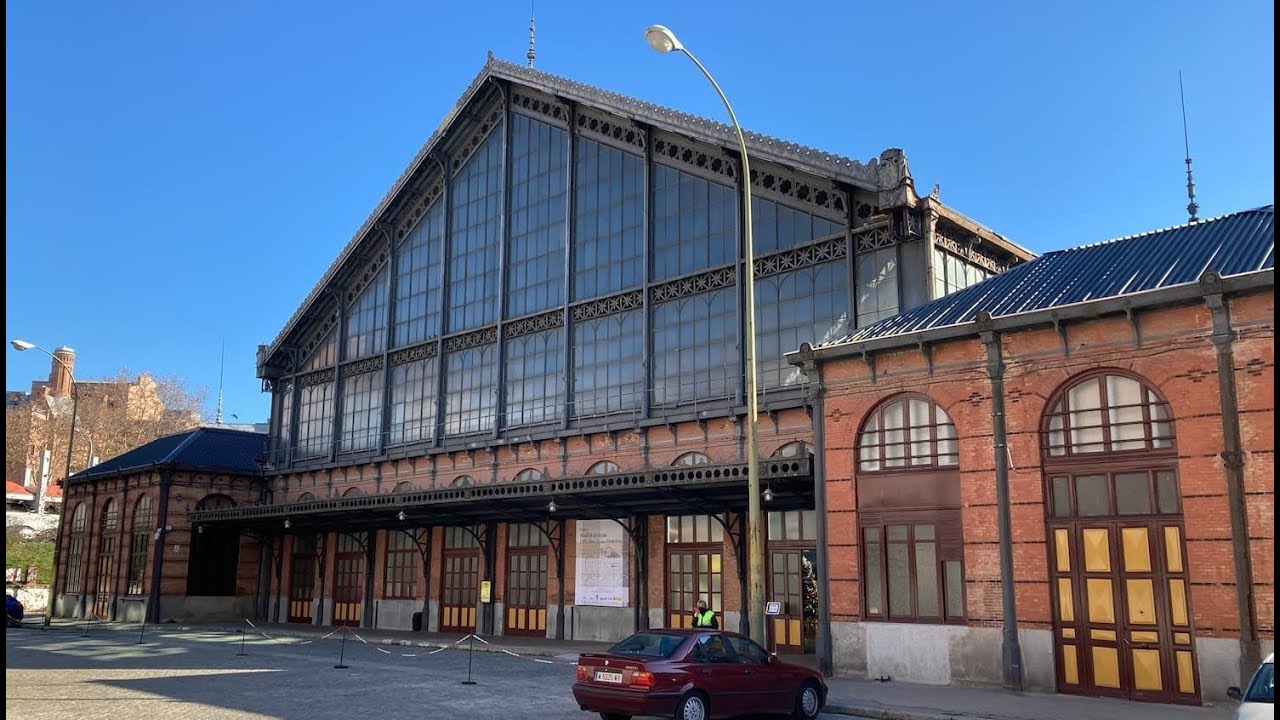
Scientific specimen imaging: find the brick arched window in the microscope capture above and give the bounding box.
[392,481,416,494]
[65,503,88,592]
[341,487,363,498]
[451,475,475,488]
[1043,371,1174,458]
[771,441,813,458]
[514,468,543,483]
[673,452,710,467]
[856,394,965,624]
[296,492,316,503]
[588,461,621,475]
[857,394,958,472]
[127,495,153,595]
[1041,370,1180,518]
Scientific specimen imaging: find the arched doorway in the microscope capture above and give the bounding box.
[1042,371,1198,704]
[187,494,239,596]
[92,500,118,619]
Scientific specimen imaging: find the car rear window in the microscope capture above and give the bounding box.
[608,633,685,658]
[1245,662,1274,703]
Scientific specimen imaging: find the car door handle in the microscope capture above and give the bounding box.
[701,669,713,676]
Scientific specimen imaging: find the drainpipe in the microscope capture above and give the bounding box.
[980,317,1023,691]
[147,470,172,624]
[1202,273,1261,682]
[806,359,835,677]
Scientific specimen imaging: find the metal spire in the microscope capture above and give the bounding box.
[1179,71,1199,224]
[527,1,536,67]
[215,339,225,425]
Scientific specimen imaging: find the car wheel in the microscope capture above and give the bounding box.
[674,691,709,720]
[599,714,631,720]
[791,681,822,720]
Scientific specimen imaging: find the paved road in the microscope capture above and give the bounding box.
[5,624,855,720]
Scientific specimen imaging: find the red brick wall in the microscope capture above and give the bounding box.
[817,289,1275,641]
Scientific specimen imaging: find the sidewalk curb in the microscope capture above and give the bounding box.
[824,703,975,720]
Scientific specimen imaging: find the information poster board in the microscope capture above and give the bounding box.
[574,519,629,607]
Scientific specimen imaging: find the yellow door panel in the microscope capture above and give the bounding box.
[1122,527,1152,573]
[1131,648,1163,691]
[1092,646,1121,688]
[1062,644,1079,684]
[1126,579,1157,625]
[1086,578,1116,624]
[1057,578,1075,622]
[1176,651,1196,694]
[1055,529,1071,572]
[1082,528,1112,573]
[1168,579,1189,626]
[1164,527,1184,573]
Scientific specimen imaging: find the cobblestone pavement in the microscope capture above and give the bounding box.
[5,624,854,720]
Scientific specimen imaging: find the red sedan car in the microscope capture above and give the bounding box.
[573,629,826,720]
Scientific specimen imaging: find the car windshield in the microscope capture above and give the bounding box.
[608,632,685,658]
[1245,662,1274,703]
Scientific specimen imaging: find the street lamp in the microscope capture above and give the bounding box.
[644,25,767,646]
[11,338,80,625]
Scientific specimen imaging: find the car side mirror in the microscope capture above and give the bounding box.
[1227,686,1243,701]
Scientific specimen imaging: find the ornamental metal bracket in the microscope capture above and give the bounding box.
[1124,306,1143,348]
[860,351,877,383]
[1053,317,1070,357]
[918,341,934,377]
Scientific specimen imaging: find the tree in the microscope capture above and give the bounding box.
[8,370,208,486]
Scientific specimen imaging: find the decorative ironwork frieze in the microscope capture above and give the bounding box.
[652,132,737,182]
[651,266,736,304]
[394,175,445,242]
[854,221,894,253]
[300,311,339,363]
[576,106,645,153]
[298,367,336,388]
[443,327,498,352]
[389,342,439,365]
[341,356,384,377]
[505,310,564,338]
[749,166,846,218]
[449,98,504,176]
[510,86,569,128]
[344,248,390,305]
[754,237,848,279]
[571,290,643,321]
[935,226,1005,273]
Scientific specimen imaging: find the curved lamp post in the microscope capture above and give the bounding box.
[11,339,81,624]
[644,25,766,646]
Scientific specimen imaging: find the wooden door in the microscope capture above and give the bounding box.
[288,537,316,623]
[440,551,479,633]
[768,549,805,653]
[505,549,547,637]
[1050,520,1199,704]
[666,550,722,629]
[93,532,117,619]
[332,533,365,627]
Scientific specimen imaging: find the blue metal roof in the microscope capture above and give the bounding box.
[70,426,267,480]
[825,206,1274,346]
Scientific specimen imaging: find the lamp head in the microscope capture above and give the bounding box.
[548,499,557,514]
[283,519,291,529]
[11,340,36,351]
[763,486,774,503]
[644,25,682,54]
[397,510,407,522]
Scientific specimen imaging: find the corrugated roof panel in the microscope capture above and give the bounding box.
[70,427,267,480]
[826,206,1274,346]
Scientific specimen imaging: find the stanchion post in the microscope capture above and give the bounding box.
[80,617,90,638]
[334,627,349,669]
[461,634,477,685]
[236,625,248,657]
[136,620,146,645]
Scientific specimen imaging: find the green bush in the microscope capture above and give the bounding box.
[6,538,55,585]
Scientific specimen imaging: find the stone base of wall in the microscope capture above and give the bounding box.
[830,621,1054,691]
[157,595,256,623]
[549,604,634,642]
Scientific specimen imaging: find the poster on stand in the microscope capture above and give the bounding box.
[574,519,629,607]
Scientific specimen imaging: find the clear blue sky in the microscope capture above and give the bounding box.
[6,0,1274,424]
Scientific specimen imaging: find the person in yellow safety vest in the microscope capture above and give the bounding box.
[692,599,718,629]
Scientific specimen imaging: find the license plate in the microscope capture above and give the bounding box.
[594,670,624,684]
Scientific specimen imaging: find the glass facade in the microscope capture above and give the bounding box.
[932,247,992,298]
[505,327,564,427]
[572,309,643,417]
[448,127,504,332]
[507,115,567,316]
[573,138,644,299]
[268,93,1005,467]
[394,200,445,347]
[652,164,735,280]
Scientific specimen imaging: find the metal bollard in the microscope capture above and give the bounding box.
[236,626,248,657]
[461,634,477,685]
[333,627,349,669]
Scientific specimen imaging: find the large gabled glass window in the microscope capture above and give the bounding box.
[296,381,335,459]
[573,138,644,300]
[394,201,445,347]
[652,165,736,281]
[447,128,504,332]
[651,288,738,406]
[345,268,388,360]
[507,114,567,317]
[339,370,383,453]
[572,309,643,418]
[443,345,497,436]
[388,358,438,446]
[505,327,564,427]
[856,247,899,327]
[751,197,844,255]
[756,262,849,390]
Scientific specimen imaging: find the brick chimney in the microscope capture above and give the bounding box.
[48,346,76,397]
